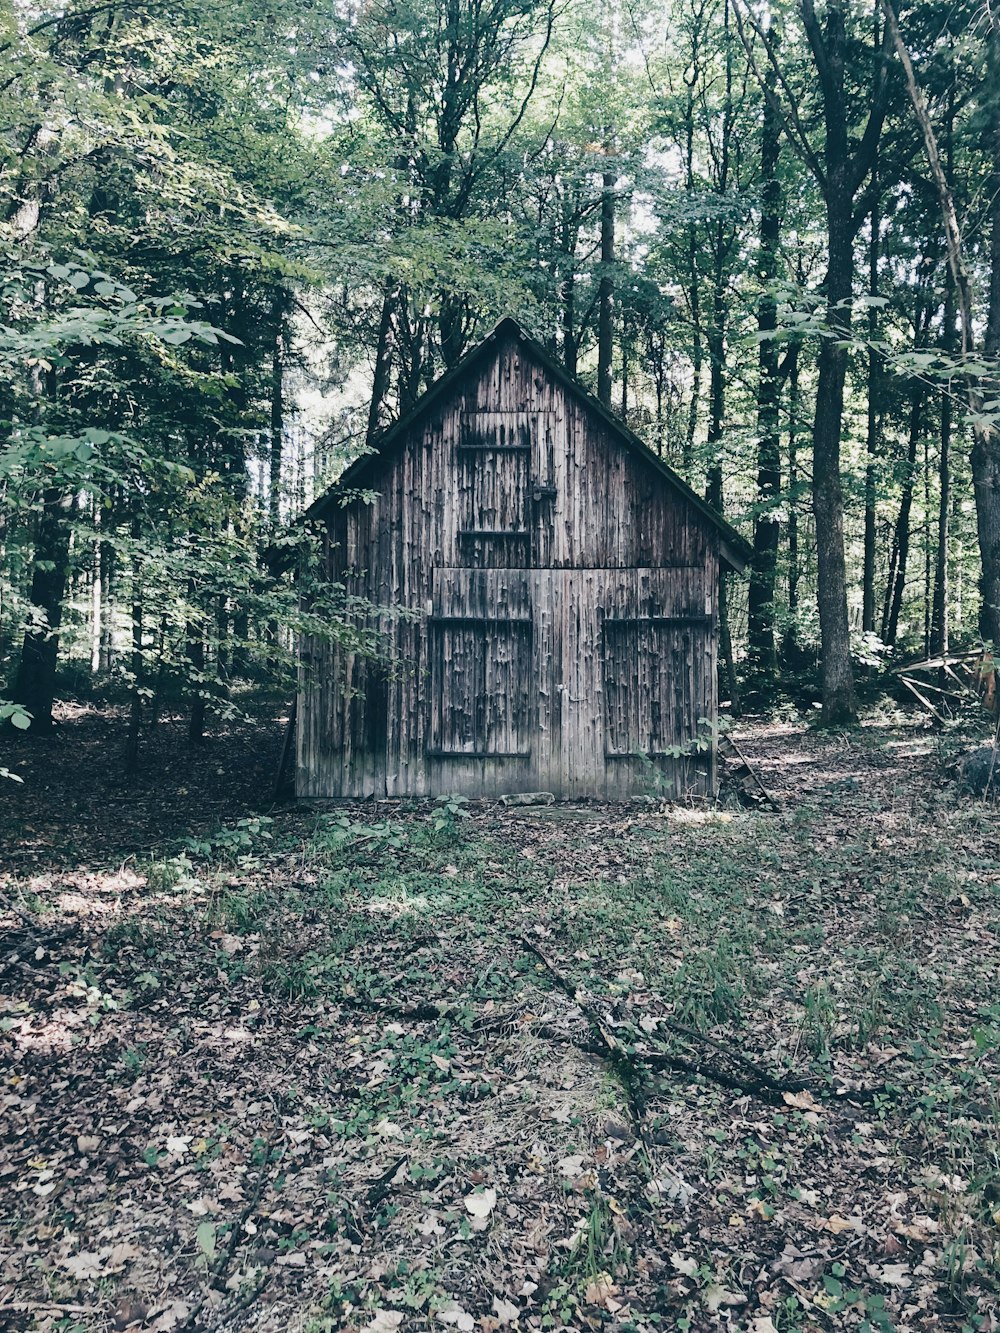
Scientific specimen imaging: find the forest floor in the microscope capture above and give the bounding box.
[1,704,999,1333]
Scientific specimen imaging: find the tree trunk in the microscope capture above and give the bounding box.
[14,489,72,732]
[787,352,801,619]
[979,21,1000,641]
[811,198,858,723]
[881,0,1000,644]
[124,514,143,776]
[269,293,287,530]
[706,313,739,713]
[90,504,102,676]
[187,577,206,744]
[863,181,881,636]
[931,66,957,659]
[597,169,615,406]
[747,54,782,688]
[883,386,925,647]
[560,192,579,375]
[932,328,952,657]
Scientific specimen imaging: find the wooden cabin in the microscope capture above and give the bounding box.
[297,317,750,801]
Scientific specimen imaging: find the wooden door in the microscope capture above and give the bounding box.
[547,568,716,798]
[428,569,534,760]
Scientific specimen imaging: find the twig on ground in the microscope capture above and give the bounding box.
[518,934,813,1103]
[365,1155,409,1211]
[179,1126,284,1333]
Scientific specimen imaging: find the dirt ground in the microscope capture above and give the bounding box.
[1,705,998,1333]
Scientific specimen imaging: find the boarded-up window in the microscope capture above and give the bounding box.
[430,617,533,757]
[603,618,709,757]
[458,412,529,537]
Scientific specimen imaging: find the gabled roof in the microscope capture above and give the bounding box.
[306,316,751,573]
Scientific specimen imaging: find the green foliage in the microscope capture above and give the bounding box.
[184,817,274,860]
[428,794,471,834]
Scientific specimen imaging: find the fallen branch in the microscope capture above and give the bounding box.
[517,936,655,1164]
[518,935,813,1103]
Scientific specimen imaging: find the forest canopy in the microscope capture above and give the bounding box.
[2,0,999,749]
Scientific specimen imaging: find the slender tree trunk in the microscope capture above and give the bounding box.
[932,284,955,657]
[187,578,206,744]
[561,195,579,375]
[597,169,615,406]
[812,196,858,723]
[14,490,72,731]
[685,338,702,480]
[149,615,167,732]
[367,286,396,444]
[747,53,782,687]
[980,21,1000,640]
[883,386,925,646]
[863,179,881,636]
[931,64,957,660]
[268,294,287,529]
[124,514,143,776]
[706,299,739,713]
[787,353,801,621]
[881,0,1000,644]
[90,506,102,676]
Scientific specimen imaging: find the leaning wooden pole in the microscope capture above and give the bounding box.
[880,0,1000,644]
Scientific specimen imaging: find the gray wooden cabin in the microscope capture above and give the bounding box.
[298,317,750,800]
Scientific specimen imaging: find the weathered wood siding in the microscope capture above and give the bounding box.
[298,330,720,799]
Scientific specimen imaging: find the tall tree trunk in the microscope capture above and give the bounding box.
[883,386,925,646]
[881,0,1000,644]
[747,52,782,687]
[863,177,881,636]
[99,538,115,673]
[90,502,102,676]
[14,490,72,732]
[707,297,739,714]
[979,20,1000,640]
[560,190,579,375]
[931,64,957,660]
[124,513,143,776]
[268,293,287,530]
[187,578,206,744]
[787,352,801,619]
[368,286,400,442]
[597,169,615,406]
[932,284,955,657]
[685,337,702,481]
[812,197,858,723]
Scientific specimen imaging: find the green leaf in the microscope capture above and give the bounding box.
[196,1221,216,1260]
[11,712,31,731]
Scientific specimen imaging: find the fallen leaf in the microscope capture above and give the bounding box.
[782,1089,822,1113]
[703,1284,746,1312]
[366,1313,404,1333]
[436,1305,475,1330]
[822,1214,861,1235]
[196,1221,216,1260]
[584,1272,619,1306]
[63,1251,104,1280]
[465,1187,497,1231]
[492,1295,519,1324]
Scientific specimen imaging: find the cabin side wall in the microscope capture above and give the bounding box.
[297,334,721,800]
